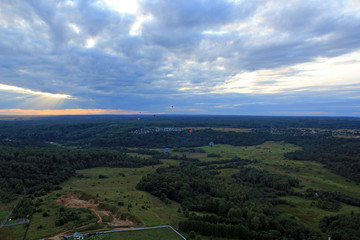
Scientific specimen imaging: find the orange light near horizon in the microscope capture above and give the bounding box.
[0,109,163,115]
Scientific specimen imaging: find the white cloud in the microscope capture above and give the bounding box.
[85,37,96,48]
[209,50,360,94]
[0,84,72,99]
[102,0,139,15]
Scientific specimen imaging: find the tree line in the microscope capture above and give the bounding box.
[0,145,159,202]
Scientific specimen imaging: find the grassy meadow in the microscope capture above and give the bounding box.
[0,224,28,240]
[104,227,183,240]
[198,141,360,231]
[106,227,235,240]
[0,211,9,221]
[59,165,184,226]
[13,159,184,240]
[1,139,360,239]
[199,142,360,199]
[275,196,360,232]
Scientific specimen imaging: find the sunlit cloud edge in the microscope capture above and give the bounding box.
[0,84,72,99]
[0,109,164,115]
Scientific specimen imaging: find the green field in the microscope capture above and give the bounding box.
[1,141,360,239]
[275,196,360,232]
[200,142,360,199]
[170,141,360,234]
[0,211,9,221]
[59,165,184,226]
[200,141,302,161]
[0,224,27,240]
[198,142,360,231]
[90,227,233,240]
[104,227,183,240]
[16,161,185,240]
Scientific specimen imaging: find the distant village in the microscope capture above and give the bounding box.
[131,127,184,135]
[130,126,360,138]
[270,127,360,138]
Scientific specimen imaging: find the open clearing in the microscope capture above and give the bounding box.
[197,141,360,231]
[199,141,360,199]
[17,165,185,240]
[56,192,138,227]
[60,166,184,226]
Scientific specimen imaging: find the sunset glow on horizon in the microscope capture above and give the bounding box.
[0,109,161,116]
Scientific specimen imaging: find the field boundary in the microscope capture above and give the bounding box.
[63,225,186,239]
[2,220,30,227]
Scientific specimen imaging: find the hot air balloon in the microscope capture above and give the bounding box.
[209,142,214,148]
[189,130,193,133]
[164,148,170,153]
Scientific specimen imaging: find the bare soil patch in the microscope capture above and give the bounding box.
[56,192,139,227]
[56,192,99,208]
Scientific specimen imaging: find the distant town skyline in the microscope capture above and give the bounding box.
[1,0,360,116]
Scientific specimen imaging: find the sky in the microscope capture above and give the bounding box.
[1,0,360,116]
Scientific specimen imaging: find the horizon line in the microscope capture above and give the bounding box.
[0,109,358,118]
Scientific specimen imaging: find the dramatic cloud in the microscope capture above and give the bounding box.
[0,0,359,116]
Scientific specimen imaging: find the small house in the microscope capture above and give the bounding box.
[73,232,84,240]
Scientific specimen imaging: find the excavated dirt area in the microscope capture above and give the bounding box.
[56,192,138,226]
[48,193,141,239]
[57,192,99,208]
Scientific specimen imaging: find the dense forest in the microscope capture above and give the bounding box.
[1,115,360,239]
